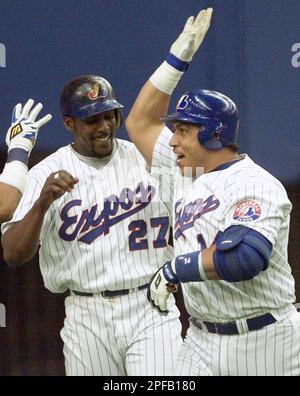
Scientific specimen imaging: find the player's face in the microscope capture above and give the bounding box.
[64,110,117,158]
[169,122,209,177]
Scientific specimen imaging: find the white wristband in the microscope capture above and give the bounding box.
[149,61,184,95]
[0,161,28,194]
[198,253,208,281]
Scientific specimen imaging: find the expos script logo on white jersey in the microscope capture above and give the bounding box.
[58,182,156,244]
[174,194,220,240]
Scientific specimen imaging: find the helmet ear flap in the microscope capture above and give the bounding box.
[197,127,223,151]
[115,110,122,129]
[202,136,224,150]
[198,123,225,151]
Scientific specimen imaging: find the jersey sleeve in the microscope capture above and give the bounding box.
[223,176,292,245]
[1,169,49,237]
[151,126,177,207]
[152,126,176,169]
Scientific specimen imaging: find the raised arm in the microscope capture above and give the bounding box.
[125,8,213,166]
[0,99,52,222]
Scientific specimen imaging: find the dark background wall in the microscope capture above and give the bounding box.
[0,0,300,375]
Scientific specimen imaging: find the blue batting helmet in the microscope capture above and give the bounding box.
[161,89,239,150]
[60,75,124,128]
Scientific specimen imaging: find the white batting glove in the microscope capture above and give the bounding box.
[150,8,213,95]
[147,261,179,314]
[6,99,52,154]
[170,8,213,62]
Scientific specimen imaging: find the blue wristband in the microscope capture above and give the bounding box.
[163,261,179,284]
[7,148,29,166]
[166,53,189,72]
[174,251,204,283]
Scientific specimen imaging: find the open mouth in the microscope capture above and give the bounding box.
[176,153,185,165]
[93,134,111,142]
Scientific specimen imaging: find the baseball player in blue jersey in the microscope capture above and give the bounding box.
[1,75,182,376]
[0,100,52,222]
[126,8,300,376]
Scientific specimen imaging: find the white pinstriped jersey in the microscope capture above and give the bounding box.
[153,127,295,322]
[3,139,173,293]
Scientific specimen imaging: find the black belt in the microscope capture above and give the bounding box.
[191,313,277,335]
[71,283,148,298]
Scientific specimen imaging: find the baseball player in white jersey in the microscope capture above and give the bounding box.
[126,8,300,376]
[0,99,52,222]
[1,75,182,376]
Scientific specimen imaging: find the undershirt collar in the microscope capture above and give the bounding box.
[70,140,117,169]
[209,155,244,173]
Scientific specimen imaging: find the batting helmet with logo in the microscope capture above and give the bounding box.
[161,89,239,150]
[60,75,124,128]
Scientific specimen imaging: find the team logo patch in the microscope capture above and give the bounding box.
[87,82,108,100]
[10,123,23,139]
[176,94,189,110]
[233,200,261,222]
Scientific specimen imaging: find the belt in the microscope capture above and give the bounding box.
[191,313,277,335]
[71,283,148,298]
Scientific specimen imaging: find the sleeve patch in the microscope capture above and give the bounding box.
[233,200,261,222]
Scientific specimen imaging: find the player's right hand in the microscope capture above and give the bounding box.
[170,8,213,62]
[6,99,52,152]
[147,263,178,315]
[38,170,79,209]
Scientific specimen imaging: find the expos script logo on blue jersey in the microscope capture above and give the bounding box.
[59,182,155,244]
[174,194,220,240]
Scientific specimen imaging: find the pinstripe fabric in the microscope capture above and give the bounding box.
[62,289,182,376]
[153,127,299,376]
[2,138,182,375]
[175,310,300,376]
[4,139,174,292]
